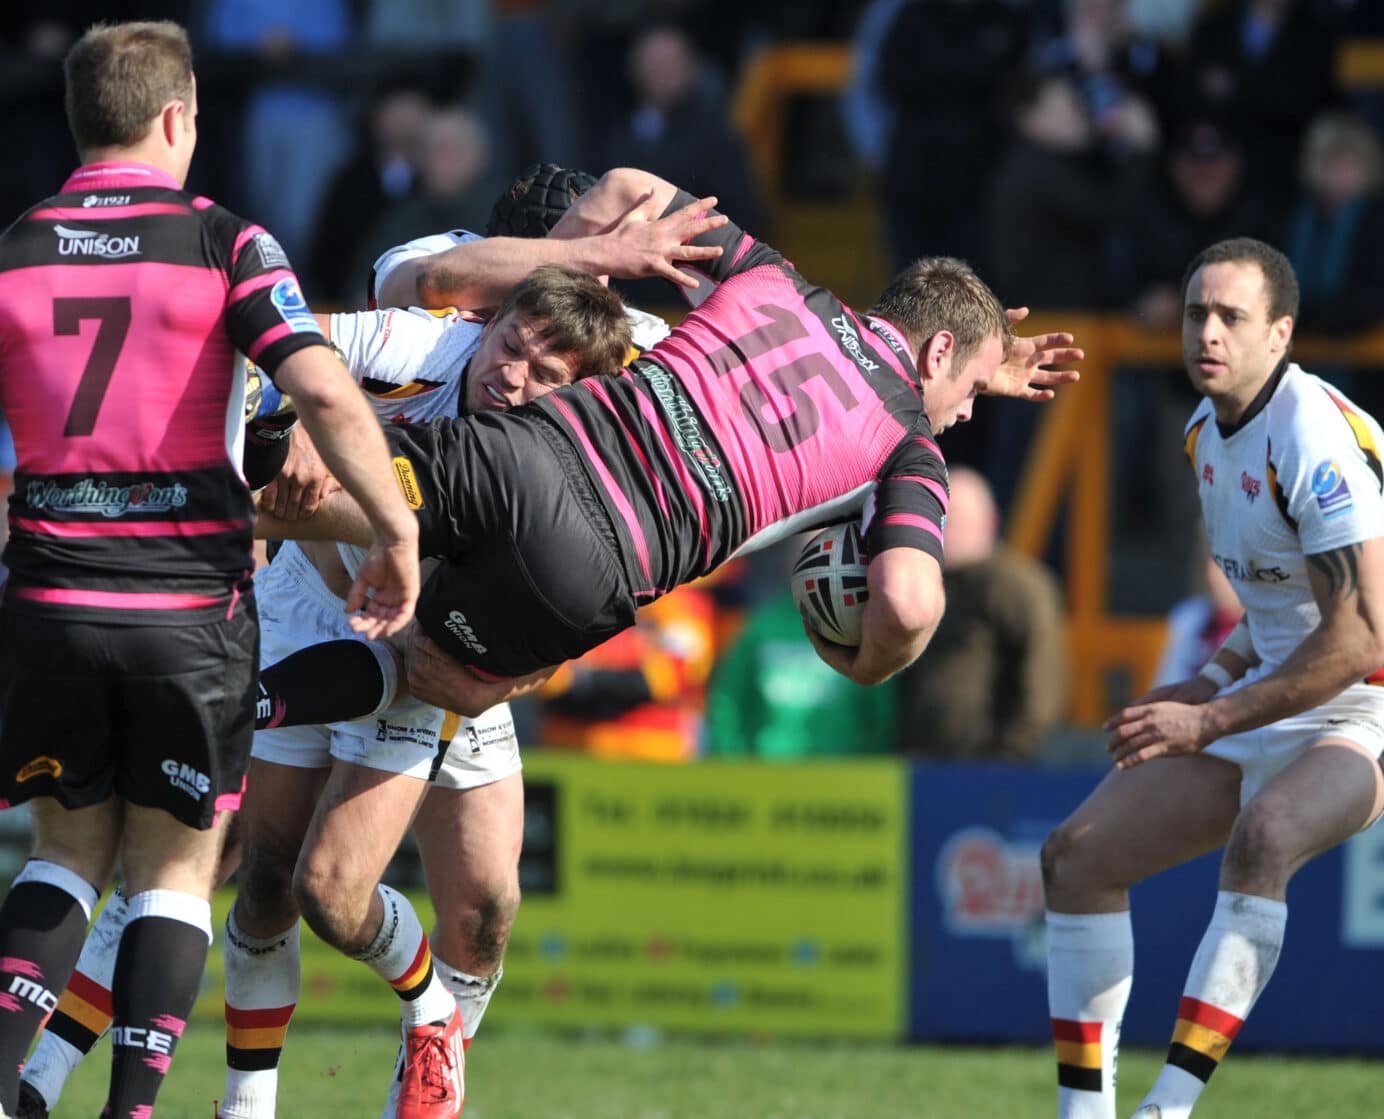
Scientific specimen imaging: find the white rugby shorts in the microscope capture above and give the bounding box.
[252,543,522,789]
[1206,669,1384,805]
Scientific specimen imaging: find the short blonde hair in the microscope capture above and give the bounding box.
[870,257,1012,367]
[64,21,193,152]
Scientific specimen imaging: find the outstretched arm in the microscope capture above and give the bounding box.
[378,188,728,311]
[983,307,1083,402]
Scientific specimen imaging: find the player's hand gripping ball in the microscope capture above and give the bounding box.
[791,523,869,647]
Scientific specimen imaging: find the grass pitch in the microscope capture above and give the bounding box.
[50,1025,1380,1118]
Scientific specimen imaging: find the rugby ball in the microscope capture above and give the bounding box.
[791,523,870,646]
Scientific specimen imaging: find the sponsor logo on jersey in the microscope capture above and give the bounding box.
[15,756,61,782]
[161,759,211,799]
[443,609,488,655]
[1213,553,1290,583]
[1202,463,1214,486]
[1312,458,1353,520]
[831,314,879,373]
[391,456,424,509]
[253,232,290,271]
[1240,471,1261,503]
[26,477,188,518]
[82,194,130,207]
[54,223,140,259]
[636,363,732,502]
[269,277,321,335]
[867,318,906,356]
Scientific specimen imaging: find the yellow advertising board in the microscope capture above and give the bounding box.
[490,753,908,1039]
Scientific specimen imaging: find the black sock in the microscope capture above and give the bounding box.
[255,639,388,729]
[106,897,212,1118]
[0,862,97,1112]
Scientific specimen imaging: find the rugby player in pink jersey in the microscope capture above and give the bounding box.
[0,20,418,1119]
[258,167,1081,721]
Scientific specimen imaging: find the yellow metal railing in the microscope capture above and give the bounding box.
[1007,317,1384,723]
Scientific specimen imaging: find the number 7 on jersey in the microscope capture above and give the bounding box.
[55,296,131,437]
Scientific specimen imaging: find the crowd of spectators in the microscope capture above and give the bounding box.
[3,1,1384,759]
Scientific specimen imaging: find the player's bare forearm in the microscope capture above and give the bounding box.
[549,168,682,238]
[808,548,944,685]
[1203,539,1384,738]
[392,237,596,311]
[407,628,557,716]
[272,348,415,547]
[254,487,375,546]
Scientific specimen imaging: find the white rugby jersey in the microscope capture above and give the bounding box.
[1184,361,1384,672]
[371,228,672,351]
[329,305,484,424]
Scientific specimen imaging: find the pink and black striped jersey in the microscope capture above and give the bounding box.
[0,161,330,622]
[531,199,948,602]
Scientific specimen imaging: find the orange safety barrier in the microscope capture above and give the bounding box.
[1006,316,1384,724]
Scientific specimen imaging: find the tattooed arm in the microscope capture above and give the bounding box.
[1106,537,1384,767]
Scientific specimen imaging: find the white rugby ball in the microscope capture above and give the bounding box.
[791,523,870,646]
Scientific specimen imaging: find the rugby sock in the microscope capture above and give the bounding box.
[105,889,212,1119]
[221,909,300,1119]
[21,887,128,1112]
[255,639,397,730]
[354,885,455,1029]
[1138,891,1286,1119]
[0,859,98,1112]
[434,957,502,1048]
[1047,910,1133,1119]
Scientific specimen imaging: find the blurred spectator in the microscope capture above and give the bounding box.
[704,542,895,757]
[476,1,582,176]
[536,586,716,762]
[875,0,1028,272]
[350,105,500,309]
[1122,115,1278,331]
[202,0,355,265]
[1153,553,1243,687]
[1179,0,1340,209]
[839,0,908,172]
[364,0,487,49]
[594,25,763,236]
[1127,0,1200,45]
[306,81,432,304]
[1034,0,1176,148]
[1283,111,1384,334]
[988,71,1157,310]
[894,468,1068,760]
[0,9,90,224]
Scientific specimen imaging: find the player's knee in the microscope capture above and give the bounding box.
[451,886,520,973]
[237,835,299,924]
[292,857,370,952]
[1222,805,1293,887]
[1040,820,1083,898]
